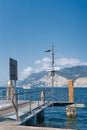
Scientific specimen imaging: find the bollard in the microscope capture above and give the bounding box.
[66,106,76,118]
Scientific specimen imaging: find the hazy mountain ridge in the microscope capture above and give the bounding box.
[18,66,87,87]
[74,78,87,87]
[56,66,87,80]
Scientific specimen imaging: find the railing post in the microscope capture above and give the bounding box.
[29,92,32,113]
[0,91,1,100]
[15,93,19,121]
[38,99,39,107]
[41,90,45,104]
[37,91,39,107]
[48,90,50,103]
[12,93,19,121]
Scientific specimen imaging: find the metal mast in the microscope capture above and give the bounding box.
[52,45,54,87]
[45,45,55,103]
[51,45,55,104]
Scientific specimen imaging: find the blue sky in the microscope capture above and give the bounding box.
[0,0,87,85]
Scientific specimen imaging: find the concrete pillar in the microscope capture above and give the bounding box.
[68,80,74,102]
[66,105,76,118]
[7,80,14,100]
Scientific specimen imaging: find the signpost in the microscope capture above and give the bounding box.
[9,58,19,121]
[9,58,18,81]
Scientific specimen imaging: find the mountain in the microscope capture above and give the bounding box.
[18,65,87,87]
[74,78,87,87]
[18,71,48,86]
[56,65,87,80]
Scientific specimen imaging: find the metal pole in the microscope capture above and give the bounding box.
[14,80,19,121]
[29,92,32,113]
[52,45,54,86]
[45,45,55,104]
[52,45,54,104]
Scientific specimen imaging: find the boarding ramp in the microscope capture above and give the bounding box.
[0,84,85,123]
[0,89,52,122]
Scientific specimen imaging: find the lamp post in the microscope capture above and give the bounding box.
[45,45,55,103]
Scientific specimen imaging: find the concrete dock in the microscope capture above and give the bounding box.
[0,100,75,130]
[0,123,73,130]
[0,125,73,130]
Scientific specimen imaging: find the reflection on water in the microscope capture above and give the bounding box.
[65,118,77,129]
[24,111,44,127]
[23,106,77,129]
[37,111,44,125]
[22,105,87,130]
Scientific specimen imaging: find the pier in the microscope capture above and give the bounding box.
[0,56,85,129]
[0,83,85,130]
[0,80,74,121]
[0,89,51,121]
[0,91,76,130]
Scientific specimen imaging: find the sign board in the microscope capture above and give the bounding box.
[51,70,55,76]
[9,58,18,80]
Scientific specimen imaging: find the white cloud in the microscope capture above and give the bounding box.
[35,57,51,72]
[35,60,41,64]
[35,57,87,72]
[55,58,81,67]
[42,57,51,62]
[35,57,51,64]
[19,66,33,80]
[19,57,87,80]
[82,62,87,66]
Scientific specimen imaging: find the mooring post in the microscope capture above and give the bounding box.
[68,80,74,102]
[66,80,76,118]
[66,105,76,118]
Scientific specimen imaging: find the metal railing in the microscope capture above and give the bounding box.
[0,87,84,121]
[12,89,51,121]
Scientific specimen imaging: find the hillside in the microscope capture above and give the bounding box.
[18,65,87,87]
[56,66,87,80]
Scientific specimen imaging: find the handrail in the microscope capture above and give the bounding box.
[15,89,50,95]
[12,89,51,121]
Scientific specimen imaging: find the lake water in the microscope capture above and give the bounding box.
[0,87,87,130]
